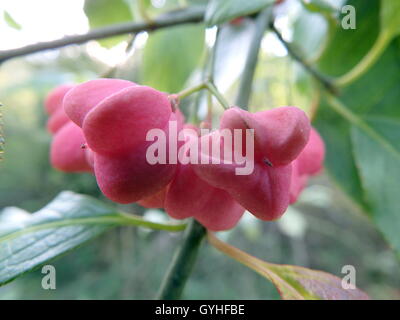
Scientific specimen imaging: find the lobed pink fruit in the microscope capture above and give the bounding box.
[59,79,179,204]
[136,110,187,209]
[192,106,310,221]
[50,122,92,172]
[47,108,71,134]
[220,106,310,166]
[44,84,75,115]
[64,78,136,127]
[83,85,172,156]
[139,124,245,230]
[193,144,292,221]
[289,127,325,204]
[165,163,245,231]
[174,107,186,128]
[45,84,75,134]
[295,127,325,176]
[46,78,323,231]
[92,111,180,204]
[93,142,176,203]
[85,147,94,168]
[137,187,167,209]
[289,160,308,204]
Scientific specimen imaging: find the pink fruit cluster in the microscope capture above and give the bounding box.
[44,79,325,231]
[45,84,92,172]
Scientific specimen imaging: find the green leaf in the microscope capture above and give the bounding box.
[315,0,400,253]
[0,191,115,286]
[205,0,274,27]
[141,24,205,93]
[333,0,400,87]
[3,11,21,30]
[84,0,133,48]
[351,118,400,252]
[380,0,400,38]
[0,191,185,286]
[208,232,369,300]
[292,8,329,61]
[319,0,380,77]
[300,0,338,15]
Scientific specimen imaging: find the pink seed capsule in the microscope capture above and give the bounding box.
[64,78,136,127]
[220,106,310,166]
[50,122,92,173]
[289,127,325,204]
[165,163,245,231]
[192,128,293,221]
[44,84,75,115]
[82,85,172,156]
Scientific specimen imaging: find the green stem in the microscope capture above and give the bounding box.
[177,82,206,100]
[188,28,221,122]
[177,80,230,111]
[335,30,391,87]
[235,7,272,109]
[205,81,230,110]
[156,219,206,299]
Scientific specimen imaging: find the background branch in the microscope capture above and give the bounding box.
[0,6,205,64]
[270,23,338,95]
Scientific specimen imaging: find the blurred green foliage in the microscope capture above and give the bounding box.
[0,0,399,300]
[315,0,400,253]
[141,24,205,93]
[84,0,133,48]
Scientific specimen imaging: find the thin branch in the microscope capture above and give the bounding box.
[235,7,273,109]
[176,82,206,100]
[0,6,205,63]
[270,23,338,95]
[156,219,206,299]
[205,81,230,110]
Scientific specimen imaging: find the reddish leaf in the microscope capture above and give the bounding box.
[207,232,369,300]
